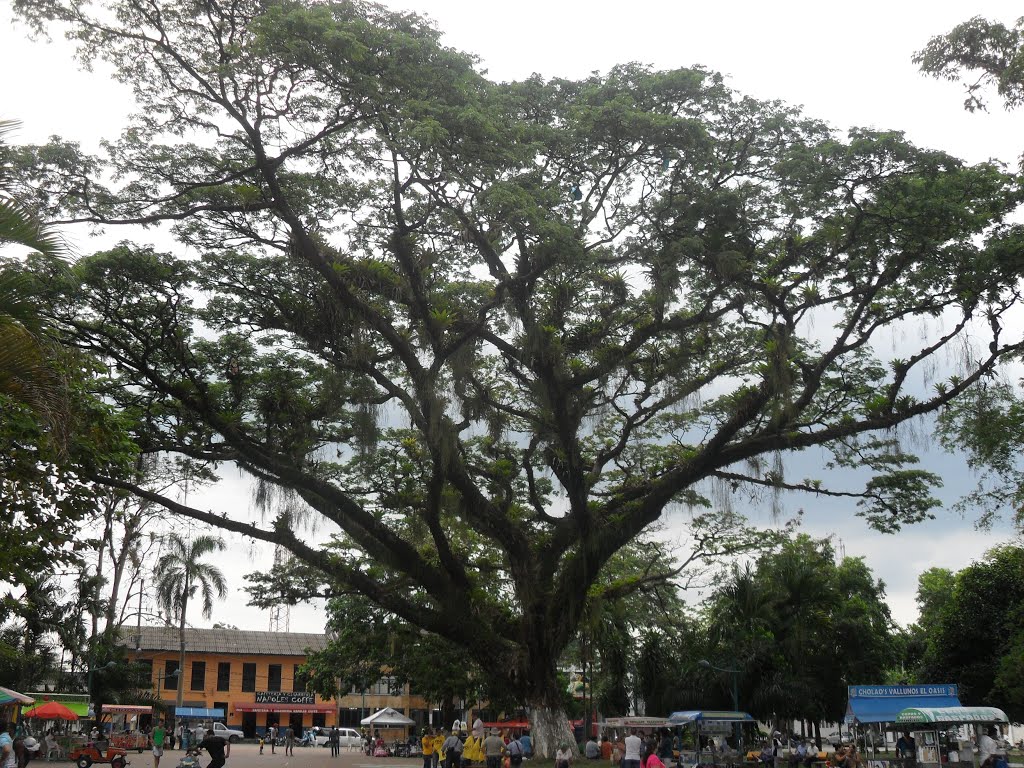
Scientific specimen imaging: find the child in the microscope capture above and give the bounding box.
[259,735,265,755]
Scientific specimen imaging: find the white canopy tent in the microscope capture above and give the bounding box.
[361,707,415,727]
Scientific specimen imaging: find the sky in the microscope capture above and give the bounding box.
[2,0,1023,634]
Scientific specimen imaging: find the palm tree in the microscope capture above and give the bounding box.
[1,118,72,443]
[153,533,228,706]
[0,119,66,258]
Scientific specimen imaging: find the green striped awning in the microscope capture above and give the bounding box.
[896,707,1008,725]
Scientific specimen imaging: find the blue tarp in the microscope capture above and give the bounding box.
[846,685,961,724]
[668,711,754,723]
[175,707,225,719]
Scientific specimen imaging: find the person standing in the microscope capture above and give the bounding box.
[268,726,276,755]
[519,734,532,760]
[285,727,295,757]
[506,735,523,768]
[329,727,340,758]
[422,729,435,768]
[151,720,166,768]
[483,728,505,768]
[896,732,916,768]
[442,729,463,768]
[624,729,643,768]
[0,722,14,768]
[198,729,230,768]
[432,730,445,768]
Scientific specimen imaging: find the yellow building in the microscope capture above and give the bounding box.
[126,626,441,738]
[127,626,335,738]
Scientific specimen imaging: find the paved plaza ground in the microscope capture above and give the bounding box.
[47,743,453,768]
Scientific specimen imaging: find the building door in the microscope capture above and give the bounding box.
[290,713,304,737]
[241,713,257,739]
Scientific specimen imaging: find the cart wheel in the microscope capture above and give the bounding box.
[77,757,93,768]
[112,757,127,768]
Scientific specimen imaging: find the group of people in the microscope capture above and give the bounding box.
[418,719,530,768]
[149,719,230,768]
[589,728,675,768]
[0,719,41,768]
[258,724,295,756]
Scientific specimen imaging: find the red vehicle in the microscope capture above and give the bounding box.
[69,742,130,768]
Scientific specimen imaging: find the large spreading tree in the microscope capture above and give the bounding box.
[12,0,1024,751]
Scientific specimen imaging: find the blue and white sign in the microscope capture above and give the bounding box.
[848,685,957,698]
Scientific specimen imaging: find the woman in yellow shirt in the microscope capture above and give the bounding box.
[432,732,446,768]
[422,729,435,768]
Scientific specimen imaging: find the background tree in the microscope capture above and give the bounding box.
[1,128,134,591]
[701,535,894,740]
[916,544,1024,720]
[11,0,1024,753]
[153,533,227,707]
[915,16,1024,117]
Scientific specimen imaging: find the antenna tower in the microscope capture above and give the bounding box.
[268,546,291,633]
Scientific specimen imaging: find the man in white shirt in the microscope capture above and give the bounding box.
[978,728,1003,768]
[624,729,643,768]
[0,721,14,768]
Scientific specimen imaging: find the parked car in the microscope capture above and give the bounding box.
[312,728,363,749]
[189,722,244,743]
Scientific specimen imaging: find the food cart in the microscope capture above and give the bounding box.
[102,705,153,751]
[895,706,1009,768]
[669,711,755,766]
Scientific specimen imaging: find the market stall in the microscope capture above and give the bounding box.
[0,687,35,728]
[361,707,415,741]
[895,706,1009,768]
[669,710,755,765]
[101,704,153,751]
[845,685,962,757]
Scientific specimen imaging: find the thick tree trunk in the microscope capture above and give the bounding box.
[529,706,574,760]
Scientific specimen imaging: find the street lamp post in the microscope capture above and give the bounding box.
[87,661,118,723]
[155,669,180,698]
[698,660,742,750]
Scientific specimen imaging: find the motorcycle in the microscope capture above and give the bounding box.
[176,749,202,768]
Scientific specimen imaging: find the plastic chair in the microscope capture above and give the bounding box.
[45,737,65,761]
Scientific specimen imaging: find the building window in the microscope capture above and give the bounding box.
[217,662,230,692]
[372,677,398,695]
[339,710,362,727]
[242,663,256,692]
[191,661,206,691]
[164,661,179,690]
[268,664,282,692]
[293,665,306,693]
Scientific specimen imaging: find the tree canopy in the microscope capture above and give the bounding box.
[916,15,1024,116]
[915,545,1024,721]
[702,535,895,731]
[11,0,1024,749]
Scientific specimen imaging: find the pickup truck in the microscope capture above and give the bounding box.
[188,722,244,743]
